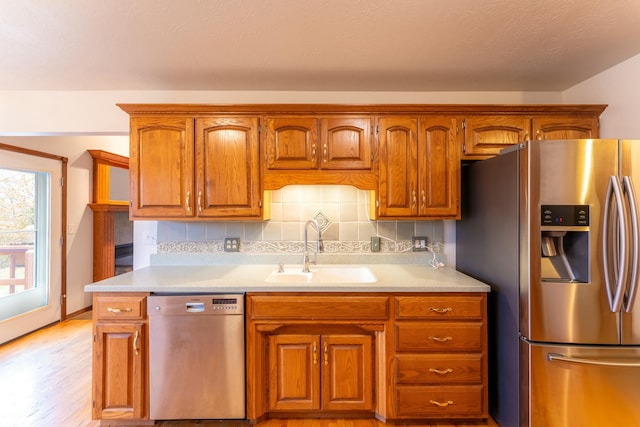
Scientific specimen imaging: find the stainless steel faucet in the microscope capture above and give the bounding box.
[302,219,322,272]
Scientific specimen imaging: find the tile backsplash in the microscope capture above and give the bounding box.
[157,185,443,254]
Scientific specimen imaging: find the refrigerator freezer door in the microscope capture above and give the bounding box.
[523,341,640,427]
[620,140,640,344]
[527,139,621,344]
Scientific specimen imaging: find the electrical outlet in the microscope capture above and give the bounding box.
[412,236,428,251]
[224,237,240,252]
[371,236,381,252]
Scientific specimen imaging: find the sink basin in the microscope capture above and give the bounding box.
[265,266,377,284]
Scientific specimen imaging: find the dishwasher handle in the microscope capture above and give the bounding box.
[185,302,205,312]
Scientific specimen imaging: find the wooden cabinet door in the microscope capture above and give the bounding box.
[418,117,460,218]
[129,116,194,218]
[195,117,261,218]
[532,115,599,140]
[378,117,418,217]
[463,116,531,157]
[92,322,145,420]
[321,335,373,411]
[268,334,321,411]
[320,116,372,170]
[265,117,319,170]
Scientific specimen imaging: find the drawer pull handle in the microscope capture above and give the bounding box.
[429,307,453,313]
[429,368,453,375]
[429,399,454,407]
[429,336,453,342]
[107,307,133,313]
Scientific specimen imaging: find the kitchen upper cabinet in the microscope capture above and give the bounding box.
[268,334,373,412]
[195,117,261,218]
[462,116,531,158]
[129,116,194,218]
[378,116,460,219]
[265,116,372,170]
[462,114,600,159]
[532,115,599,140]
[129,115,262,220]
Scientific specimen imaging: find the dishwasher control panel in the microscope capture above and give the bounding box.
[148,294,244,316]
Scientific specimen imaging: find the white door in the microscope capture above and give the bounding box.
[0,148,62,344]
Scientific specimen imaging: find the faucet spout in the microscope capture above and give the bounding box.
[302,219,322,273]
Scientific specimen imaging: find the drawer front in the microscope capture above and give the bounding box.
[395,295,483,319]
[94,294,146,320]
[395,322,482,351]
[395,354,483,384]
[249,295,389,320]
[394,385,485,417]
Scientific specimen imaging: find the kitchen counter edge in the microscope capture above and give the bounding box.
[84,264,490,293]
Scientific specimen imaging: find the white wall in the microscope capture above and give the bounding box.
[0,135,128,315]
[563,53,640,138]
[0,90,562,134]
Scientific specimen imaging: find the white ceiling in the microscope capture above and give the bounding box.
[2,0,640,92]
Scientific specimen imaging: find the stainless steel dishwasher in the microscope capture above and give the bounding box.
[147,294,245,420]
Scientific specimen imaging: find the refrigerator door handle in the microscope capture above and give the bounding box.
[603,176,627,312]
[547,352,640,367]
[623,176,640,312]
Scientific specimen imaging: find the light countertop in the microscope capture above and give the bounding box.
[84,263,490,293]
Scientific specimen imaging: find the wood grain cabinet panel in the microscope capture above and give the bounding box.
[268,334,373,413]
[462,115,530,158]
[129,116,194,218]
[390,293,488,420]
[129,115,262,220]
[195,117,261,217]
[532,115,599,140]
[92,292,149,421]
[378,116,460,219]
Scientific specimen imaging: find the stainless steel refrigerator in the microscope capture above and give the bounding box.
[456,139,640,427]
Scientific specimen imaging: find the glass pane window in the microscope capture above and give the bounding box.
[0,167,49,320]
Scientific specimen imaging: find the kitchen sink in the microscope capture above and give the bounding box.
[265,265,377,284]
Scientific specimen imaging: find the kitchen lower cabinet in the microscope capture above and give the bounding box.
[268,334,373,412]
[92,292,150,423]
[246,292,488,424]
[390,294,488,420]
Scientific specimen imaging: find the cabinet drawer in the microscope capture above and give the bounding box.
[249,295,389,320]
[395,322,482,351]
[395,354,483,384]
[94,294,146,320]
[395,295,483,319]
[394,385,485,417]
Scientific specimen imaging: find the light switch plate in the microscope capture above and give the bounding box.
[224,237,240,252]
[371,236,381,252]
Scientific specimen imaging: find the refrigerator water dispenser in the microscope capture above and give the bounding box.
[540,205,589,283]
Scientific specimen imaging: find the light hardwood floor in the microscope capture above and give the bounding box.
[0,315,499,427]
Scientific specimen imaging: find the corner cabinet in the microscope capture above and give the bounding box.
[92,292,150,423]
[378,116,460,219]
[128,115,262,220]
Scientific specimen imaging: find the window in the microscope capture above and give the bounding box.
[0,168,50,320]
